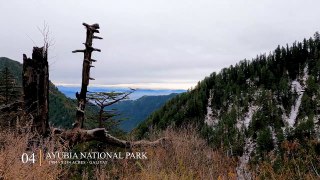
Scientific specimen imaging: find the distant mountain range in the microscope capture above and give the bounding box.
[57,86,186,100]
[57,86,183,131]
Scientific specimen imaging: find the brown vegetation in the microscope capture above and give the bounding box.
[0,124,319,179]
[0,126,237,180]
[0,127,64,179]
[252,140,320,179]
[88,127,237,180]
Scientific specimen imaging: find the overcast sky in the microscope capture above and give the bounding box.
[1,0,320,89]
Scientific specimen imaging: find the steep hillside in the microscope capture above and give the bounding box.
[0,57,23,83]
[107,93,178,131]
[49,84,82,128]
[136,33,320,175]
[0,57,97,128]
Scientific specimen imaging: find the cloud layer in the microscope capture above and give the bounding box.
[1,0,320,89]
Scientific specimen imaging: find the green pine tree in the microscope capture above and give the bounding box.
[0,67,21,105]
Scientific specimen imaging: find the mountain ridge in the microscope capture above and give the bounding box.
[135,33,320,175]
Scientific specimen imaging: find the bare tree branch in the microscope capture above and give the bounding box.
[37,21,54,55]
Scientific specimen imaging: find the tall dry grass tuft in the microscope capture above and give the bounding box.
[0,126,65,179]
[252,140,320,180]
[93,126,237,180]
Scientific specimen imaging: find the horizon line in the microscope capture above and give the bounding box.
[53,82,194,90]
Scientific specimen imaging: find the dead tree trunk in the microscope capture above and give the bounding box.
[73,23,102,128]
[65,23,167,147]
[23,47,49,135]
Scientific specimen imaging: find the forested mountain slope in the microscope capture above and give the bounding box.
[107,93,178,131]
[136,33,320,164]
[0,57,23,83]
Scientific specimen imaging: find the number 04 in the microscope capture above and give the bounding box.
[21,153,35,163]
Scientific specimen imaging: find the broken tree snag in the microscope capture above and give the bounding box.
[73,23,102,128]
[57,128,169,148]
[23,47,49,135]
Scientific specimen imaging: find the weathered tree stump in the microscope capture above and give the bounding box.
[23,47,49,136]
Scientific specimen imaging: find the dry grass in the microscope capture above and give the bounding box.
[0,125,237,180]
[91,126,237,180]
[252,140,320,180]
[1,124,318,180]
[0,127,64,180]
[134,127,237,180]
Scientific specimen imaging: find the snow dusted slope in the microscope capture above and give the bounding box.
[236,67,309,179]
[204,90,214,126]
[237,105,259,130]
[204,66,311,179]
[237,138,255,180]
[287,80,303,126]
[284,66,309,127]
[204,90,218,126]
[236,105,258,179]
